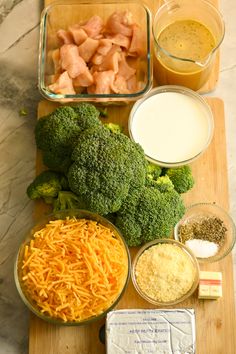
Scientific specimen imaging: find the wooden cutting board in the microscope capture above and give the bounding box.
[29,97,236,354]
[44,0,220,93]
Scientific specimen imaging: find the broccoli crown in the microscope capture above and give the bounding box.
[166,165,194,193]
[67,126,147,215]
[104,122,123,134]
[27,170,63,200]
[35,104,102,173]
[115,186,185,246]
[53,191,86,212]
[35,106,80,152]
[146,163,162,180]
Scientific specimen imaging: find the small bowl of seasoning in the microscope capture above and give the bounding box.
[174,203,236,263]
[131,239,199,306]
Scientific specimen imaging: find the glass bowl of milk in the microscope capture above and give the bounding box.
[128,85,214,167]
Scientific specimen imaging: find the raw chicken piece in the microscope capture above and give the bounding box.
[51,48,61,74]
[57,29,74,44]
[127,75,138,92]
[78,38,99,62]
[93,70,115,94]
[91,53,104,65]
[118,53,136,80]
[97,39,112,56]
[87,85,96,94]
[60,44,87,78]
[129,24,146,56]
[106,11,133,37]
[81,16,103,38]
[68,25,88,45]
[107,33,130,49]
[97,51,121,73]
[48,71,75,95]
[111,75,129,94]
[73,69,94,87]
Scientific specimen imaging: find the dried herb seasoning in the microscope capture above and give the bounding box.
[179,216,227,246]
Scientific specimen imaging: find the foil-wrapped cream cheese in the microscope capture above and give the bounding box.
[106,309,196,354]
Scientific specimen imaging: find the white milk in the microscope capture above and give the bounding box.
[131,92,211,163]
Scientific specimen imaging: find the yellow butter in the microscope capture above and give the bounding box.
[198,271,222,299]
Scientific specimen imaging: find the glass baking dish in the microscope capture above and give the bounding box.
[38,0,152,103]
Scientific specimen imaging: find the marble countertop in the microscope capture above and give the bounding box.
[0,1,235,353]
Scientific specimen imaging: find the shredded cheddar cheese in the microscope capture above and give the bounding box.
[20,218,128,322]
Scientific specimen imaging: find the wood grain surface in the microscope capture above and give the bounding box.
[44,0,220,93]
[29,98,236,354]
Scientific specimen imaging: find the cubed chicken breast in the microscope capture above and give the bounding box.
[81,15,103,38]
[48,71,75,95]
[97,50,121,73]
[106,11,133,37]
[78,38,99,62]
[129,24,146,56]
[57,29,74,44]
[118,53,136,80]
[97,39,113,56]
[93,70,115,94]
[68,25,88,45]
[73,69,94,87]
[107,33,130,49]
[60,44,87,78]
[111,75,129,94]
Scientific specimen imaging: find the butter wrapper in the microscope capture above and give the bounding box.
[198,271,222,299]
[106,309,196,354]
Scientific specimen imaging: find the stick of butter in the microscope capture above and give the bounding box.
[106,309,196,354]
[198,271,222,299]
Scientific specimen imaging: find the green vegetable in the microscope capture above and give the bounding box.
[146,163,162,181]
[68,126,147,215]
[166,165,194,193]
[115,186,185,246]
[27,170,65,201]
[104,122,123,134]
[151,175,174,193]
[19,108,28,116]
[53,191,85,212]
[35,104,101,173]
[98,107,108,117]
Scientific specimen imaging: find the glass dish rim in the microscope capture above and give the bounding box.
[174,202,236,263]
[128,85,214,167]
[14,209,131,326]
[131,238,200,306]
[38,0,153,101]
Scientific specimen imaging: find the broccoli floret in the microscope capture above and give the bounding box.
[53,191,86,212]
[72,103,101,130]
[27,170,65,201]
[104,122,123,134]
[166,165,194,193]
[42,150,72,174]
[35,104,101,173]
[115,186,185,246]
[35,106,79,151]
[151,175,174,193]
[68,126,147,215]
[146,163,162,180]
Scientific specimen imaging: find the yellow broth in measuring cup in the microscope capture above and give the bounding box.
[153,0,224,91]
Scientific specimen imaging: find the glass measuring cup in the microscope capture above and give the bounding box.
[153,0,225,91]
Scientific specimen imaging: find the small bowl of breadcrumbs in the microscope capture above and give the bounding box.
[132,238,199,306]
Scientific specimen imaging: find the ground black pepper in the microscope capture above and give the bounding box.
[179,216,227,246]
